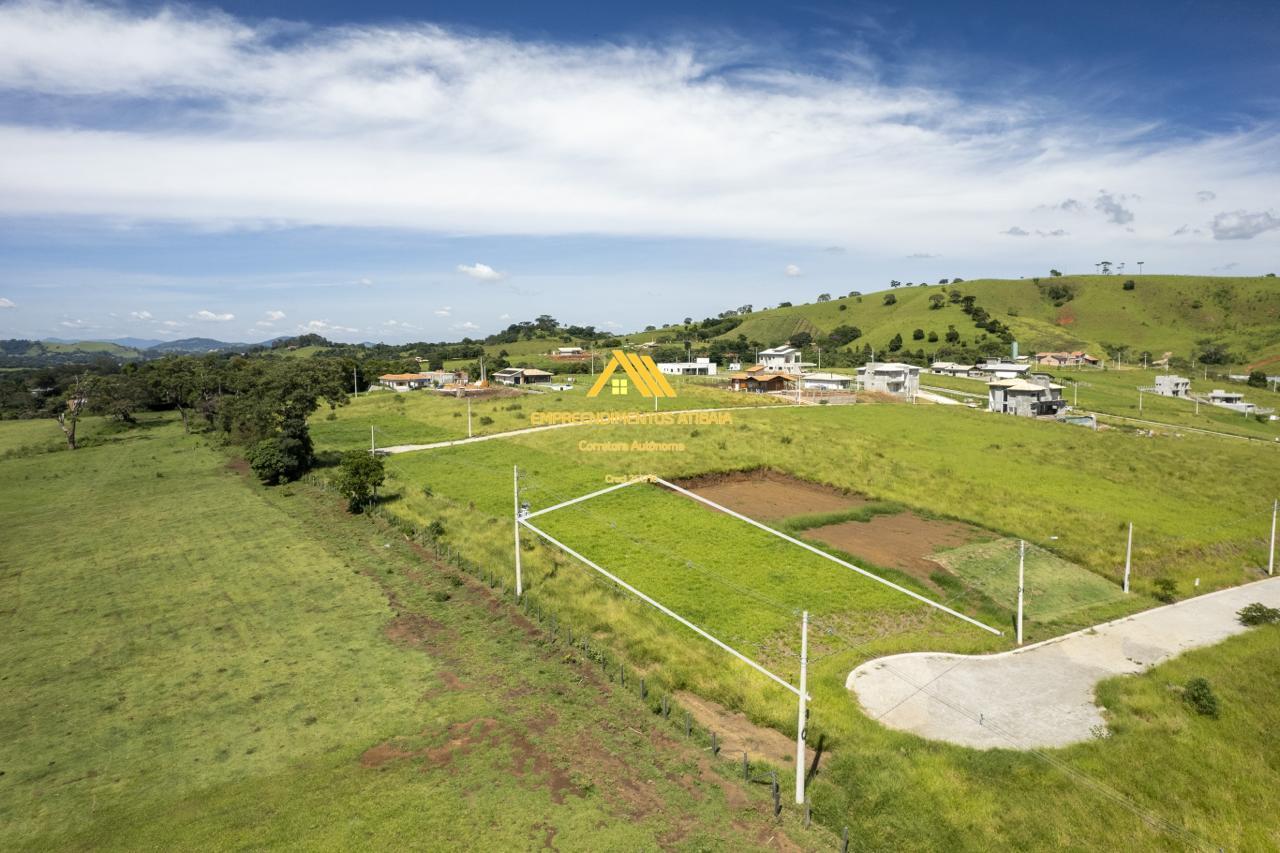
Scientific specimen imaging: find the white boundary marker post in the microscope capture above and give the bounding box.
[795,610,808,805]
[653,477,1004,636]
[513,465,523,598]
[1123,522,1133,593]
[467,397,473,438]
[1269,499,1277,577]
[1016,540,1025,646]
[520,517,806,699]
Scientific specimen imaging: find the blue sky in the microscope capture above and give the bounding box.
[0,0,1278,343]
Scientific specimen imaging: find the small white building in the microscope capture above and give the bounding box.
[800,371,855,390]
[657,357,717,376]
[930,361,975,377]
[1153,375,1191,398]
[378,371,460,391]
[978,361,1031,380]
[493,367,554,386]
[1207,389,1245,405]
[758,345,808,372]
[856,362,921,397]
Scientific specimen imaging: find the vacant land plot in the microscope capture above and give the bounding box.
[678,469,869,521]
[0,419,818,850]
[807,512,984,583]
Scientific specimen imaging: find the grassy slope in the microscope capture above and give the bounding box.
[720,276,1280,361]
[0,419,819,851]
[334,401,1280,850]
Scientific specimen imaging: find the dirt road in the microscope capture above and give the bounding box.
[847,576,1280,749]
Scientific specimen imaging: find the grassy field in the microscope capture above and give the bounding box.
[921,367,1280,440]
[309,376,785,452]
[0,418,819,850]
[716,275,1280,364]
[0,414,152,458]
[323,396,1280,849]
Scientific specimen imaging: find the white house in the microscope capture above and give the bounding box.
[758,345,808,372]
[930,361,975,377]
[800,372,855,390]
[378,372,433,391]
[987,376,1067,417]
[657,357,717,376]
[1153,375,1191,398]
[493,367,554,386]
[856,362,921,397]
[978,361,1031,380]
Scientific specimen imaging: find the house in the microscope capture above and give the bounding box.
[930,361,974,376]
[377,370,462,391]
[987,376,1067,417]
[378,373,434,391]
[758,345,807,372]
[493,367,554,386]
[856,362,921,397]
[550,346,587,360]
[729,371,796,393]
[657,357,717,376]
[977,361,1031,380]
[800,371,855,390]
[1207,389,1245,405]
[1153,375,1191,398]
[1035,351,1101,367]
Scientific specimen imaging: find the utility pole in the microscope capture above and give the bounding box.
[513,465,523,598]
[795,610,808,805]
[1016,540,1025,645]
[1138,389,1143,414]
[1137,261,1144,275]
[1269,499,1277,576]
[370,425,375,455]
[1123,522,1133,593]
[467,397,473,438]
[353,366,359,398]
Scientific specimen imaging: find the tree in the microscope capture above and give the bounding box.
[1050,269,1063,277]
[912,328,925,341]
[945,325,961,344]
[889,280,901,288]
[55,374,92,450]
[928,293,946,310]
[927,330,939,343]
[335,450,386,511]
[887,333,903,352]
[778,301,793,308]
[816,293,831,302]
[827,325,862,346]
[883,293,897,306]
[789,331,813,349]
[1247,370,1267,388]
[1123,279,1136,291]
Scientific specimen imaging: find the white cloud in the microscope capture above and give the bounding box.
[300,319,358,334]
[1211,210,1280,241]
[192,309,234,321]
[0,1,1275,268]
[454,321,479,331]
[0,297,14,309]
[784,264,801,277]
[457,262,504,281]
[498,313,511,320]
[265,309,286,321]
[129,309,153,320]
[383,319,417,329]
[433,306,452,317]
[59,318,88,328]
[355,277,373,287]
[161,319,185,328]
[1001,226,1029,237]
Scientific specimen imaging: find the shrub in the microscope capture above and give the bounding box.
[479,416,494,426]
[1246,370,1267,388]
[1123,279,1136,290]
[334,450,385,512]
[428,520,446,538]
[1152,577,1177,603]
[883,293,897,306]
[1182,677,1219,718]
[1237,602,1280,626]
[912,328,925,340]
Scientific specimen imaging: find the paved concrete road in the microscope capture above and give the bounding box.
[847,576,1280,749]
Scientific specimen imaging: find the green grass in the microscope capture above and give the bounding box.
[334,399,1280,849]
[0,414,156,458]
[0,417,819,850]
[309,376,785,452]
[720,275,1280,364]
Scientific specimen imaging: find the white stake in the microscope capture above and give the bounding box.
[1016,540,1025,645]
[513,465,523,598]
[370,424,375,455]
[467,397,473,438]
[795,610,808,805]
[1269,499,1277,577]
[1123,522,1133,593]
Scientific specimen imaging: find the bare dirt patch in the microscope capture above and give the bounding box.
[807,512,983,584]
[675,691,817,770]
[675,469,868,521]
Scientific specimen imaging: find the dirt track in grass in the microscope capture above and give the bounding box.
[676,469,867,521]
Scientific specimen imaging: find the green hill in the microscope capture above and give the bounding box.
[717,275,1280,363]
